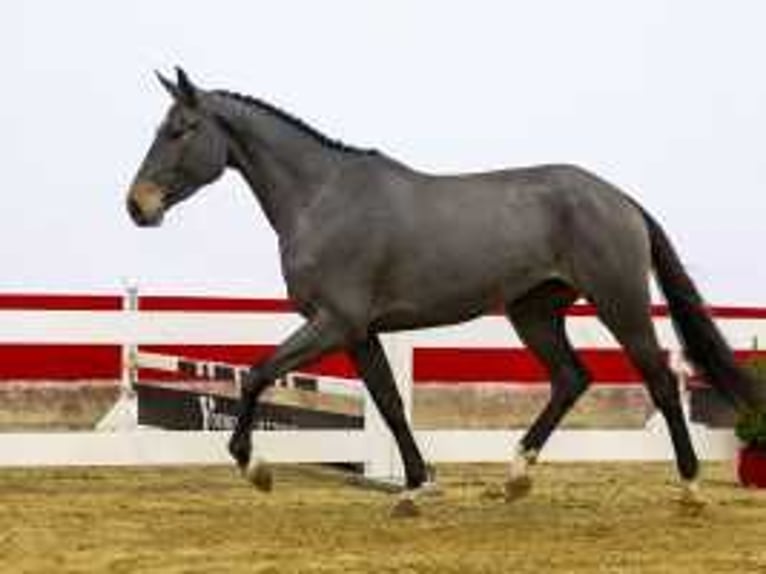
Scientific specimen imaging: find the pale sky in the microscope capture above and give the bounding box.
[3,1,766,304]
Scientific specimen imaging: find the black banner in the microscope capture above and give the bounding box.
[136,383,363,431]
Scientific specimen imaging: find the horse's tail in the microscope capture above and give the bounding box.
[640,208,765,411]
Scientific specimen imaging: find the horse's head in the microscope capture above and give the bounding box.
[126,68,229,227]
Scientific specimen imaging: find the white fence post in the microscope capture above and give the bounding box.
[96,283,139,432]
[363,333,414,483]
[123,283,139,392]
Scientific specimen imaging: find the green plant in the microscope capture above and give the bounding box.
[735,409,766,449]
[735,356,766,449]
[744,354,766,382]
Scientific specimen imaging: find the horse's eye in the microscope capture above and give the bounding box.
[162,119,198,141]
[164,125,185,140]
[176,122,199,140]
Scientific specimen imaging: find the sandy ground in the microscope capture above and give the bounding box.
[1,462,765,573]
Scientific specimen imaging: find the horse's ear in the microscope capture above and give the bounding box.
[155,70,180,100]
[175,67,199,108]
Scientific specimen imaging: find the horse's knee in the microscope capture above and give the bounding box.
[242,366,270,394]
[552,368,589,408]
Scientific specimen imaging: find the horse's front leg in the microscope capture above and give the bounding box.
[349,336,429,517]
[228,310,347,488]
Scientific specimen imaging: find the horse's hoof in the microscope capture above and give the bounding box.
[391,497,420,518]
[418,481,444,498]
[677,491,706,515]
[504,475,532,503]
[244,459,273,492]
[676,481,706,515]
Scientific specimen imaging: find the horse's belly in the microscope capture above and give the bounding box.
[368,243,563,331]
[369,301,489,332]
[369,277,524,332]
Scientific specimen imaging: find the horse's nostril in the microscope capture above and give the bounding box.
[128,198,151,227]
[126,196,162,227]
[127,181,165,227]
[127,197,146,224]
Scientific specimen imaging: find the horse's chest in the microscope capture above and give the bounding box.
[280,243,363,309]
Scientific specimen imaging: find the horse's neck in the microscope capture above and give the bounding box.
[209,95,341,235]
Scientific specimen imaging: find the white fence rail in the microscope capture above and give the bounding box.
[1,295,763,478]
[0,427,739,468]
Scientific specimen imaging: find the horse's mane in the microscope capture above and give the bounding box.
[212,90,378,156]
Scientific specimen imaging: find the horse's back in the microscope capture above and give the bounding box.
[400,162,651,280]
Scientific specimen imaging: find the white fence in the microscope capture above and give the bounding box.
[0,295,762,479]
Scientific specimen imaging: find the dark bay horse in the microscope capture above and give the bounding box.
[126,68,764,515]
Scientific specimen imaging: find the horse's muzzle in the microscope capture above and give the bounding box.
[127,181,165,227]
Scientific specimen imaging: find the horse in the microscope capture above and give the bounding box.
[126,68,764,516]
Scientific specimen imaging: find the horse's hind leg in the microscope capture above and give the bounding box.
[502,282,590,501]
[591,286,703,507]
